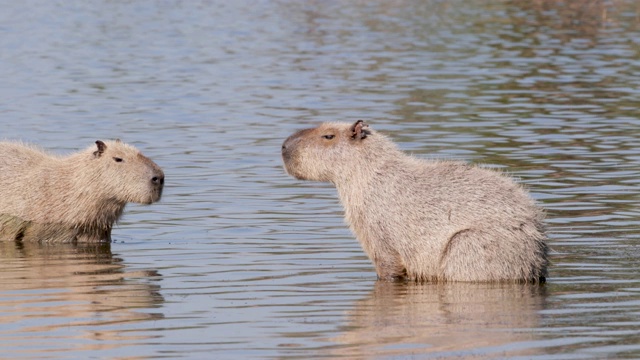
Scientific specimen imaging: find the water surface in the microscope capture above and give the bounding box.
[1,1,640,358]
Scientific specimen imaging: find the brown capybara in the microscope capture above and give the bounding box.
[282,120,548,283]
[0,140,164,243]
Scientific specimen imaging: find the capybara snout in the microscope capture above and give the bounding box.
[151,172,164,186]
[281,130,304,162]
[149,167,165,203]
[281,133,299,175]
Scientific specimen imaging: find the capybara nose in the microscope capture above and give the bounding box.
[152,174,164,186]
[282,137,295,160]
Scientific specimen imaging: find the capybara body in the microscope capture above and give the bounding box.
[282,120,548,283]
[0,140,164,243]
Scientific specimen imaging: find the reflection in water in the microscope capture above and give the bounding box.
[331,282,546,358]
[512,0,628,39]
[0,241,163,354]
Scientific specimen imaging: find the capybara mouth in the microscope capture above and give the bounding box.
[281,146,292,163]
[284,167,309,181]
[282,161,301,179]
[152,187,163,203]
[140,187,163,205]
[281,146,303,179]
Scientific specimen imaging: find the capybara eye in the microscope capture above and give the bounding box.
[113,157,124,163]
[322,135,335,140]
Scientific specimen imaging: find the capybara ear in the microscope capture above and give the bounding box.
[94,140,107,157]
[350,120,370,140]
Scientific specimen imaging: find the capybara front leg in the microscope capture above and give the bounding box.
[373,254,407,281]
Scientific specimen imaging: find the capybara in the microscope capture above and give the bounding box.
[0,140,164,243]
[282,120,548,282]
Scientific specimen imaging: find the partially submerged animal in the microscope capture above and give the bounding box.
[0,140,164,243]
[282,120,548,282]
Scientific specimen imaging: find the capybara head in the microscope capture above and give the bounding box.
[282,120,389,183]
[90,140,164,204]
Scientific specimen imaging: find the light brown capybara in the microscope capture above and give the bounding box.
[0,140,164,243]
[282,120,548,283]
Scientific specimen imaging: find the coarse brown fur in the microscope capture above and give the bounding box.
[282,120,548,283]
[0,140,164,243]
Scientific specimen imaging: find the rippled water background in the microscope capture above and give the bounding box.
[1,0,640,358]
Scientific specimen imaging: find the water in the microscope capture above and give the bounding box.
[1,0,640,358]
